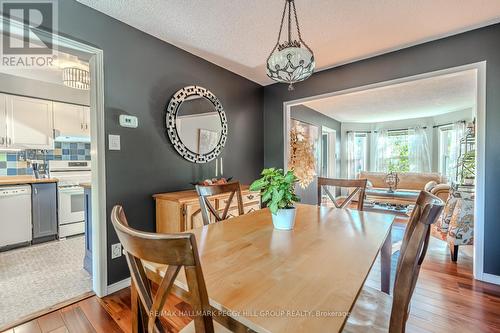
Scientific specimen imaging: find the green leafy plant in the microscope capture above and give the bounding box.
[249,168,300,214]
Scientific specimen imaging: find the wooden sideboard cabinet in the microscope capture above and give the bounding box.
[154,185,261,233]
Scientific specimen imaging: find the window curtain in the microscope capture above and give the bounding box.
[408,126,431,172]
[346,131,356,178]
[374,129,389,172]
[448,121,466,182]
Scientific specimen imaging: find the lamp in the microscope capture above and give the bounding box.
[62,67,90,90]
[266,0,315,90]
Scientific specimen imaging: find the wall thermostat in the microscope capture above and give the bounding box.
[119,114,138,128]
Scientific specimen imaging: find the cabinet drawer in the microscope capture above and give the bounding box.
[216,192,260,209]
[222,202,261,221]
[244,202,261,215]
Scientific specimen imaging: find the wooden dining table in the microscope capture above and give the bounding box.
[139,204,394,333]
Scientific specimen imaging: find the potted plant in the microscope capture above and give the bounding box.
[250,168,300,230]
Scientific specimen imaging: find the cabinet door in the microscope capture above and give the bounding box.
[32,183,58,243]
[82,106,90,134]
[185,203,205,230]
[53,102,86,137]
[0,94,6,147]
[7,95,54,148]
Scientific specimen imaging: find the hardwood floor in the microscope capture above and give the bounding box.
[4,233,500,332]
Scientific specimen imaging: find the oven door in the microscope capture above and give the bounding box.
[58,186,85,225]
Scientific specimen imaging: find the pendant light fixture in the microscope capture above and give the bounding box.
[62,67,90,90]
[266,0,315,90]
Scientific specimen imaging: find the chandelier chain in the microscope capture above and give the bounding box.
[267,0,288,61]
[288,0,292,43]
[291,0,313,55]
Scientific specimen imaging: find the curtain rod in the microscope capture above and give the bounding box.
[346,127,427,134]
[432,120,466,128]
[346,120,467,134]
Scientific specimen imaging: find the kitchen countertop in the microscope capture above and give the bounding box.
[0,176,58,186]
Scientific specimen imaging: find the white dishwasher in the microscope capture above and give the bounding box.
[0,185,32,250]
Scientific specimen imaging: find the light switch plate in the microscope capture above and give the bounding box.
[108,134,121,150]
[111,243,122,259]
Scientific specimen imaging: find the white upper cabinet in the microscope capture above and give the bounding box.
[53,101,88,137]
[0,94,7,147]
[6,95,54,149]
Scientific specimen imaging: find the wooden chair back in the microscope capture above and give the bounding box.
[111,205,214,333]
[317,177,368,210]
[389,191,444,332]
[195,181,244,226]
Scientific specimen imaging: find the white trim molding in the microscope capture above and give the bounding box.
[107,278,131,295]
[283,61,498,285]
[482,273,500,286]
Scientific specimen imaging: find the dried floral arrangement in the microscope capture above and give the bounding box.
[288,126,316,189]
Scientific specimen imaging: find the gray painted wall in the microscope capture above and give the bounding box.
[290,105,341,204]
[291,105,341,134]
[263,23,500,276]
[53,1,263,284]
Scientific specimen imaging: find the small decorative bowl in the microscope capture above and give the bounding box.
[190,176,233,186]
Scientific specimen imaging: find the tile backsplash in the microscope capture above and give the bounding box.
[0,142,90,176]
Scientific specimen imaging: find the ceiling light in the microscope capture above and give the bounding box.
[62,67,90,90]
[266,0,315,90]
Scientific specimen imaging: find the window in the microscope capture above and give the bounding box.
[351,132,368,176]
[439,126,454,180]
[386,130,409,173]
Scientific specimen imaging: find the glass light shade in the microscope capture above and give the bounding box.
[266,46,315,87]
[62,67,90,90]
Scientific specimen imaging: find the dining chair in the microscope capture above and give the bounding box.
[343,191,444,333]
[317,177,368,210]
[111,205,231,333]
[195,182,244,226]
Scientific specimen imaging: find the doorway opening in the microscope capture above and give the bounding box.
[283,62,487,283]
[0,17,107,331]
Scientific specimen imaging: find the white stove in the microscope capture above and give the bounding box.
[49,161,91,238]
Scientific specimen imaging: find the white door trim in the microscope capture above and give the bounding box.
[282,61,495,284]
[0,17,109,296]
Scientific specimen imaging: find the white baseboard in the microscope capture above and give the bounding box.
[106,277,131,295]
[481,273,500,285]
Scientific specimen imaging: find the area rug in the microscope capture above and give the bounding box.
[0,236,92,328]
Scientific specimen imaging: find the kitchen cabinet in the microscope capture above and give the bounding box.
[82,106,90,135]
[5,94,54,149]
[32,182,58,244]
[83,184,92,274]
[154,185,261,233]
[0,94,6,148]
[53,102,90,137]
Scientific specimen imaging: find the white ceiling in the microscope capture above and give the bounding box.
[302,69,477,123]
[77,0,500,85]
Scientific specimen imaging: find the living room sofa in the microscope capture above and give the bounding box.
[358,171,450,204]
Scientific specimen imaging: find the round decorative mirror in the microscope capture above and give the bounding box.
[166,86,227,163]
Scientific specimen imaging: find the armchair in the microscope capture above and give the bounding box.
[429,183,451,202]
[432,193,474,262]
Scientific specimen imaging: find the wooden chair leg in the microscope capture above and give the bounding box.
[131,284,140,333]
[450,244,459,262]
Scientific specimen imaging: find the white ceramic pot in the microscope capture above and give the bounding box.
[271,207,297,230]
